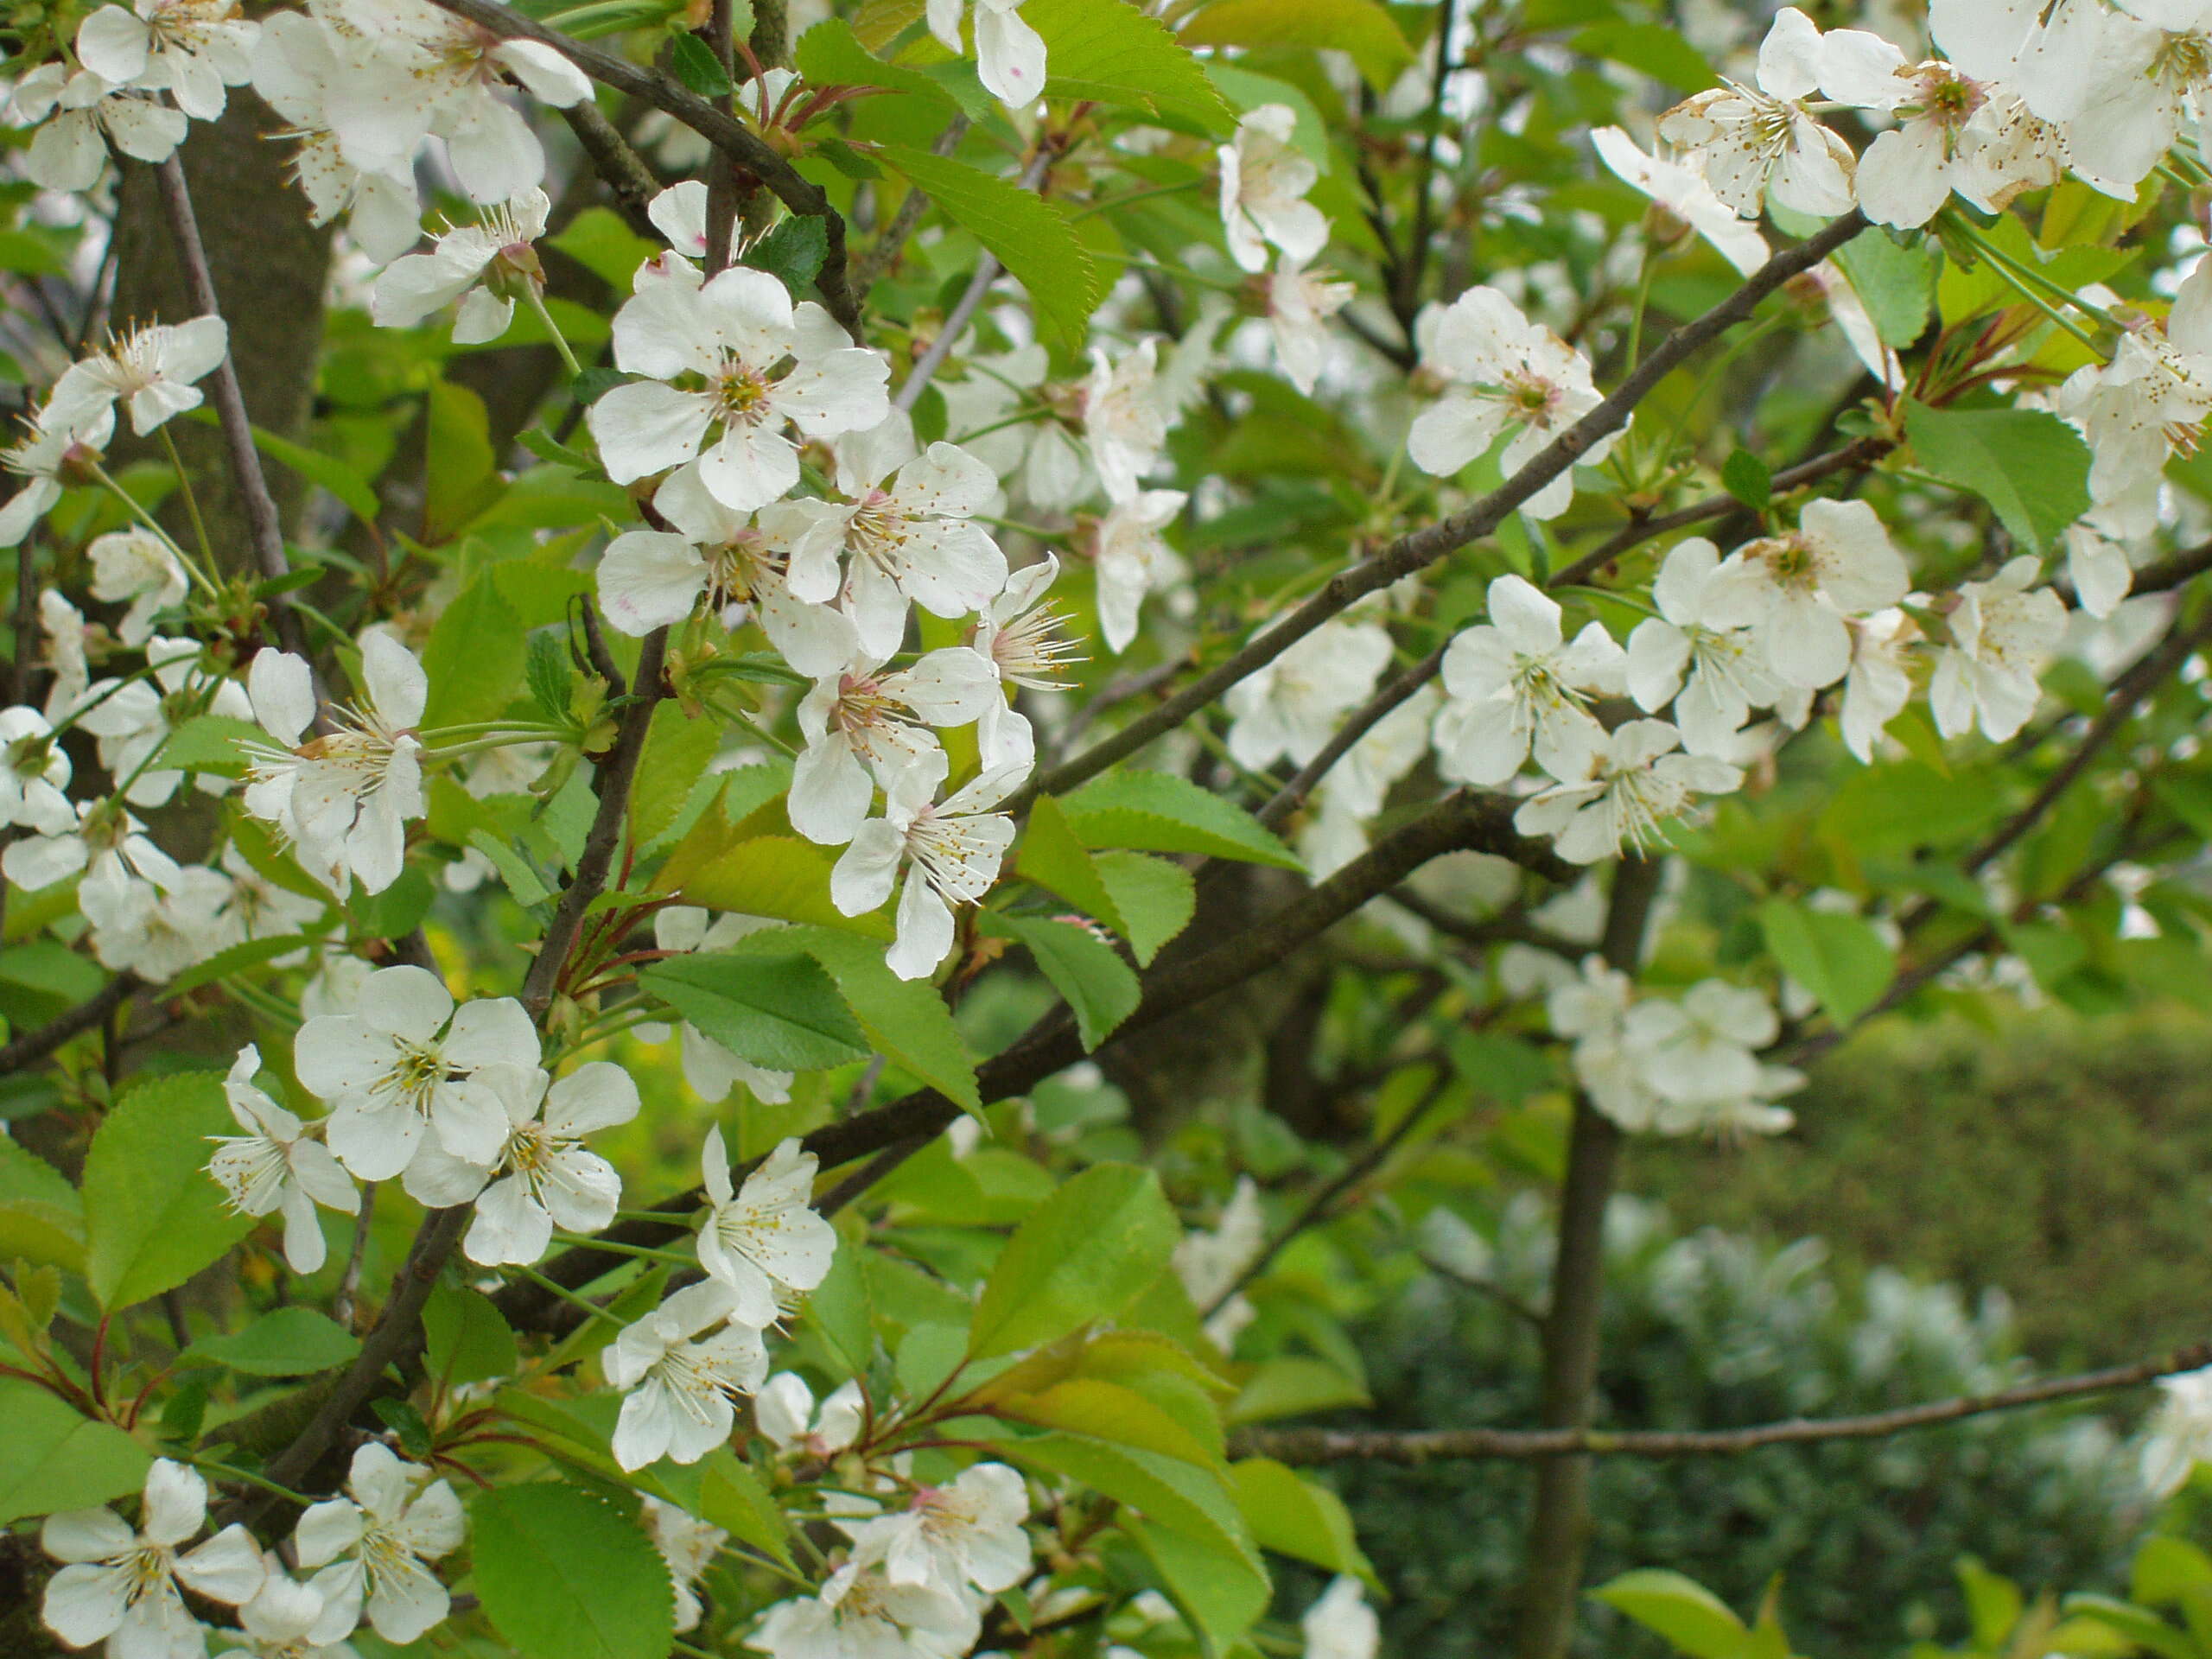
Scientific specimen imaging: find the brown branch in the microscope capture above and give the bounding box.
[1232,1335,2212,1464]
[0,973,140,1074]
[152,156,308,658]
[495,788,1568,1332]
[522,626,668,1017]
[1010,211,1869,814]
[557,101,662,239]
[423,0,862,338]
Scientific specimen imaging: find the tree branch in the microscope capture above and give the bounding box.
[557,100,662,239]
[1232,1335,2212,1463]
[0,973,140,1074]
[152,155,308,659]
[423,0,862,338]
[1010,212,1868,814]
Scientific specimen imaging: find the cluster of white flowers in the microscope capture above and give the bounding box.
[1547,957,1805,1136]
[1220,104,1355,397]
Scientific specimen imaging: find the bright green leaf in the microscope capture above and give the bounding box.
[674,836,893,938]
[1063,771,1302,868]
[1027,0,1232,132]
[423,380,502,543]
[82,1071,251,1311]
[1092,851,1195,967]
[772,925,982,1113]
[421,573,525,729]
[630,701,721,849]
[969,1162,1179,1357]
[472,1484,676,1659]
[1834,232,1936,348]
[189,1307,361,1376]
[1591,1569,1751,1659]
[423,1282,520,1389]
[988,913,1140,1050]
[1230,1458,1376,1583]
[1756,899,1897,1027]
[1903,400,2092,556]
[1180,0,1410,88]
[0,1137,85,1274]
[0,1379,152,1525]
[1016,795,1128,934]
[639,951,872,1071]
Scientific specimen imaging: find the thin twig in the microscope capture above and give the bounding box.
[1232,1335,2212,1463]
[333,1182,377,1332]
[151,155,308,659]
[0,973,141,1074]
[558,100,662,238]
[894,145,1057,412]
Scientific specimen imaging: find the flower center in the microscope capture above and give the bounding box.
[712,361,774,426]
[989,602,1083,687]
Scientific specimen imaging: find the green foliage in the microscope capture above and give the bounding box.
[985,912,1141,1049]
[1902,402,2093,556]
[188,1307,360,1376]
[1063,771,1303,869]
[639,950,874,1071]
[471,1484,676,1659]
[968,1161,1179,1357]
[0,1379,151,1524]
[81,1071,253,1311]
[1756,899,1896,1026]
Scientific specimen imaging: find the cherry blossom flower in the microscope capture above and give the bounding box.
[249,10,423,263]
[304,0,591,204]
[3,797,179,895]
[1547,955,1661,1128]
[1705,499,1910,690]
[1219,104,1327,273]
[74,0,259,124]
[1,400,113,550]
[607,1278,770,1471]
[749,1569,980,1659]
[50,316,229,438]
[2065,512,2139,620]
[0,705,78,836]
[216,843,327,947]
[831,750,1024,979]
[78,634,255,810]
[1839,607,1919,762]
[1082,339,1167,502]
[1655,8,1858,219]
[7,63,188,191]
[926,0,1046,109]
[2142,1366,2212,1498]
[596,464,855,676]
[589,265,888,512]
[292,963,538,1184]
[791,645,999,845]
[1265,258,1354,395]
[1172,1175,1268,1349]
[224,1567,352,1659]
[41,1460,266,1659]
[2031,2,2210,197]
[1592,126,1770,276]
[838,1463,1032,1598]
[87,527,187,646]
[652,909,796,1105]
[756,1373,866,1459]
[1092,489,1188,654]
[81,863,233,982]
[1514,718,1743,864]
[1433,575,1624,785]
[696,1129,836,1325]
[241,632,427,894]
[2057,264,2212,506]
[1930,556,2066,742]
[371,188,550,345]
[1302,1577,1381,1659]
[295,1445,464,1647]
[1224,616,1393,772]
[1301,682,1441,879]
[763,413,1006,659]
[1624,979,1777,1109]
[971,555,1082,769]
[207,1044,359,1275]
[1408,286,1611,519]
[1625,537,1783,756]
[642,1498,728,1635]
[444,1061,639,1267]
[942,341,1090,511]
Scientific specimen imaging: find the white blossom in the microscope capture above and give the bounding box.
[1301,682,1441,879]
[207,1044,359,1276]
[1655,9,1859,219]
[756,1373,866,1459]
[589,265,888,512]
[1434,575,1624,785]
[6,63,188,191]
[294,1444,464,1647]
[790,645,999,846]
[1092,489,1188,654]
[1625,537,1783,755]
[0,704,79,835]
[1514,718,1742,864]
[1302,1577,1380,1659]
[1930,556,2066,742]
[41,1460,265,1659]
[371,188,549,345]
[837,1464,1032,1599]
[75,0,258,124]
[1225,616,1393,772]
[0,401,113,550]
[696,1129,836,1325]
[2143,1366,2212,1498]
[831,750,1023,980]
[248,10,423,262]
[1591,126,1770,276]
[925,0,1046,109]
[1265,258,1355,395]
[448,1061,639,1266]
[642,1498,728,1635]
[87,528,188,646]
[80,864,232,982]
[607,1278,770,1471]
[1219,104,1326,274]
[1081,339,1167,503]
[51,317,230,440]
[1839,607,1919,762]
[1706,499,1910,690]
[749,1570,980,1659]
[971,554,1082,770]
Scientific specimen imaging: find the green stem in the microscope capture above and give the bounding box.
[549,1233,698,1266]
[195,1458,314,1506]
[524,287,583,378]
[513,1265,628,1329]
[158,427,217,574]
[87,463,221,599]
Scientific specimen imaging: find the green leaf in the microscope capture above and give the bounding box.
[2134,1536,2212,1605]
[674,836,893,938]
[1230,1458,1376,1583]
[550,207,658,290]
[472,1484,676,1659]
[1592,1569,1750,1659]
[526,628,575,722]
[874,145,1101,348]
[156,715,264,779]
[0,1138,85,1274]
[968,1162,1179,1357]
[1756,899,1896,1027]
[1720,448,1770,513]
[0,1379,152,1525]
[423,1282,520,1389]
[696,1452,797,1571]
[1179,0,1411,88]
[1063,770,1302,868]
[639,951,872,1071]
[630,701,720,849]
[1225,1356,1370,1424]
[467,830,553,907]
[1026,0,1232,132]
[1092,851,1195,967]
[1568,20,1715,90]
[748,213,830,298]
[996,1376,1221,1466]
[167,933,318,998]
[776,925,982,1114]
[1833,231,1936,348]
[987,913,1140,1050]
[245,423,382,526]
[1016,794,1127,934]
[1903,400,2092,556]
[423,380,503,543]
[421,572,526,729]
[1124,1515,1272,1658]
[796,18,960,109]
[670,30,734,98]
[82,1071,251,1311]
[1007,1432,1255,1563]
[188,1307,361,1376]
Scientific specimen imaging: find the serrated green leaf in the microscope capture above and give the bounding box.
[996,1376,1221,1466]
[1063,771,1303,868]
[1092,851,1195,967]
[472,1484,676,1659]
[988,913,1140,1050]
[1016,795,1127,933]
[82,1071,251,1311]
[1903,400,2091,556]
[630,701,720,849]
[770,926,982,1113]
[1026,0,1232,132]
[467,830,553,907]
[422,572,526,728]
[1720,448,1770,512]
[189,1306,361,1376]
[1833,231,1936,348]
[0,1379,152,1525]
[696,1452,797,1570]
[874,145,1100,347]
[156,715,264,779]
[1180,0,1410,88]
[1756,899,1895,1027]
[670,30,734,97]
[748,213,830,298]
[674,835,893,938]
[0,1137,84,1274]
[969,1162,1178,1357]
[1125,1514,1273,1658]
[423,1281,520,1389]
[423,380,502,543]
[1230,1458,1376,1584]
[639,951,872,1071]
